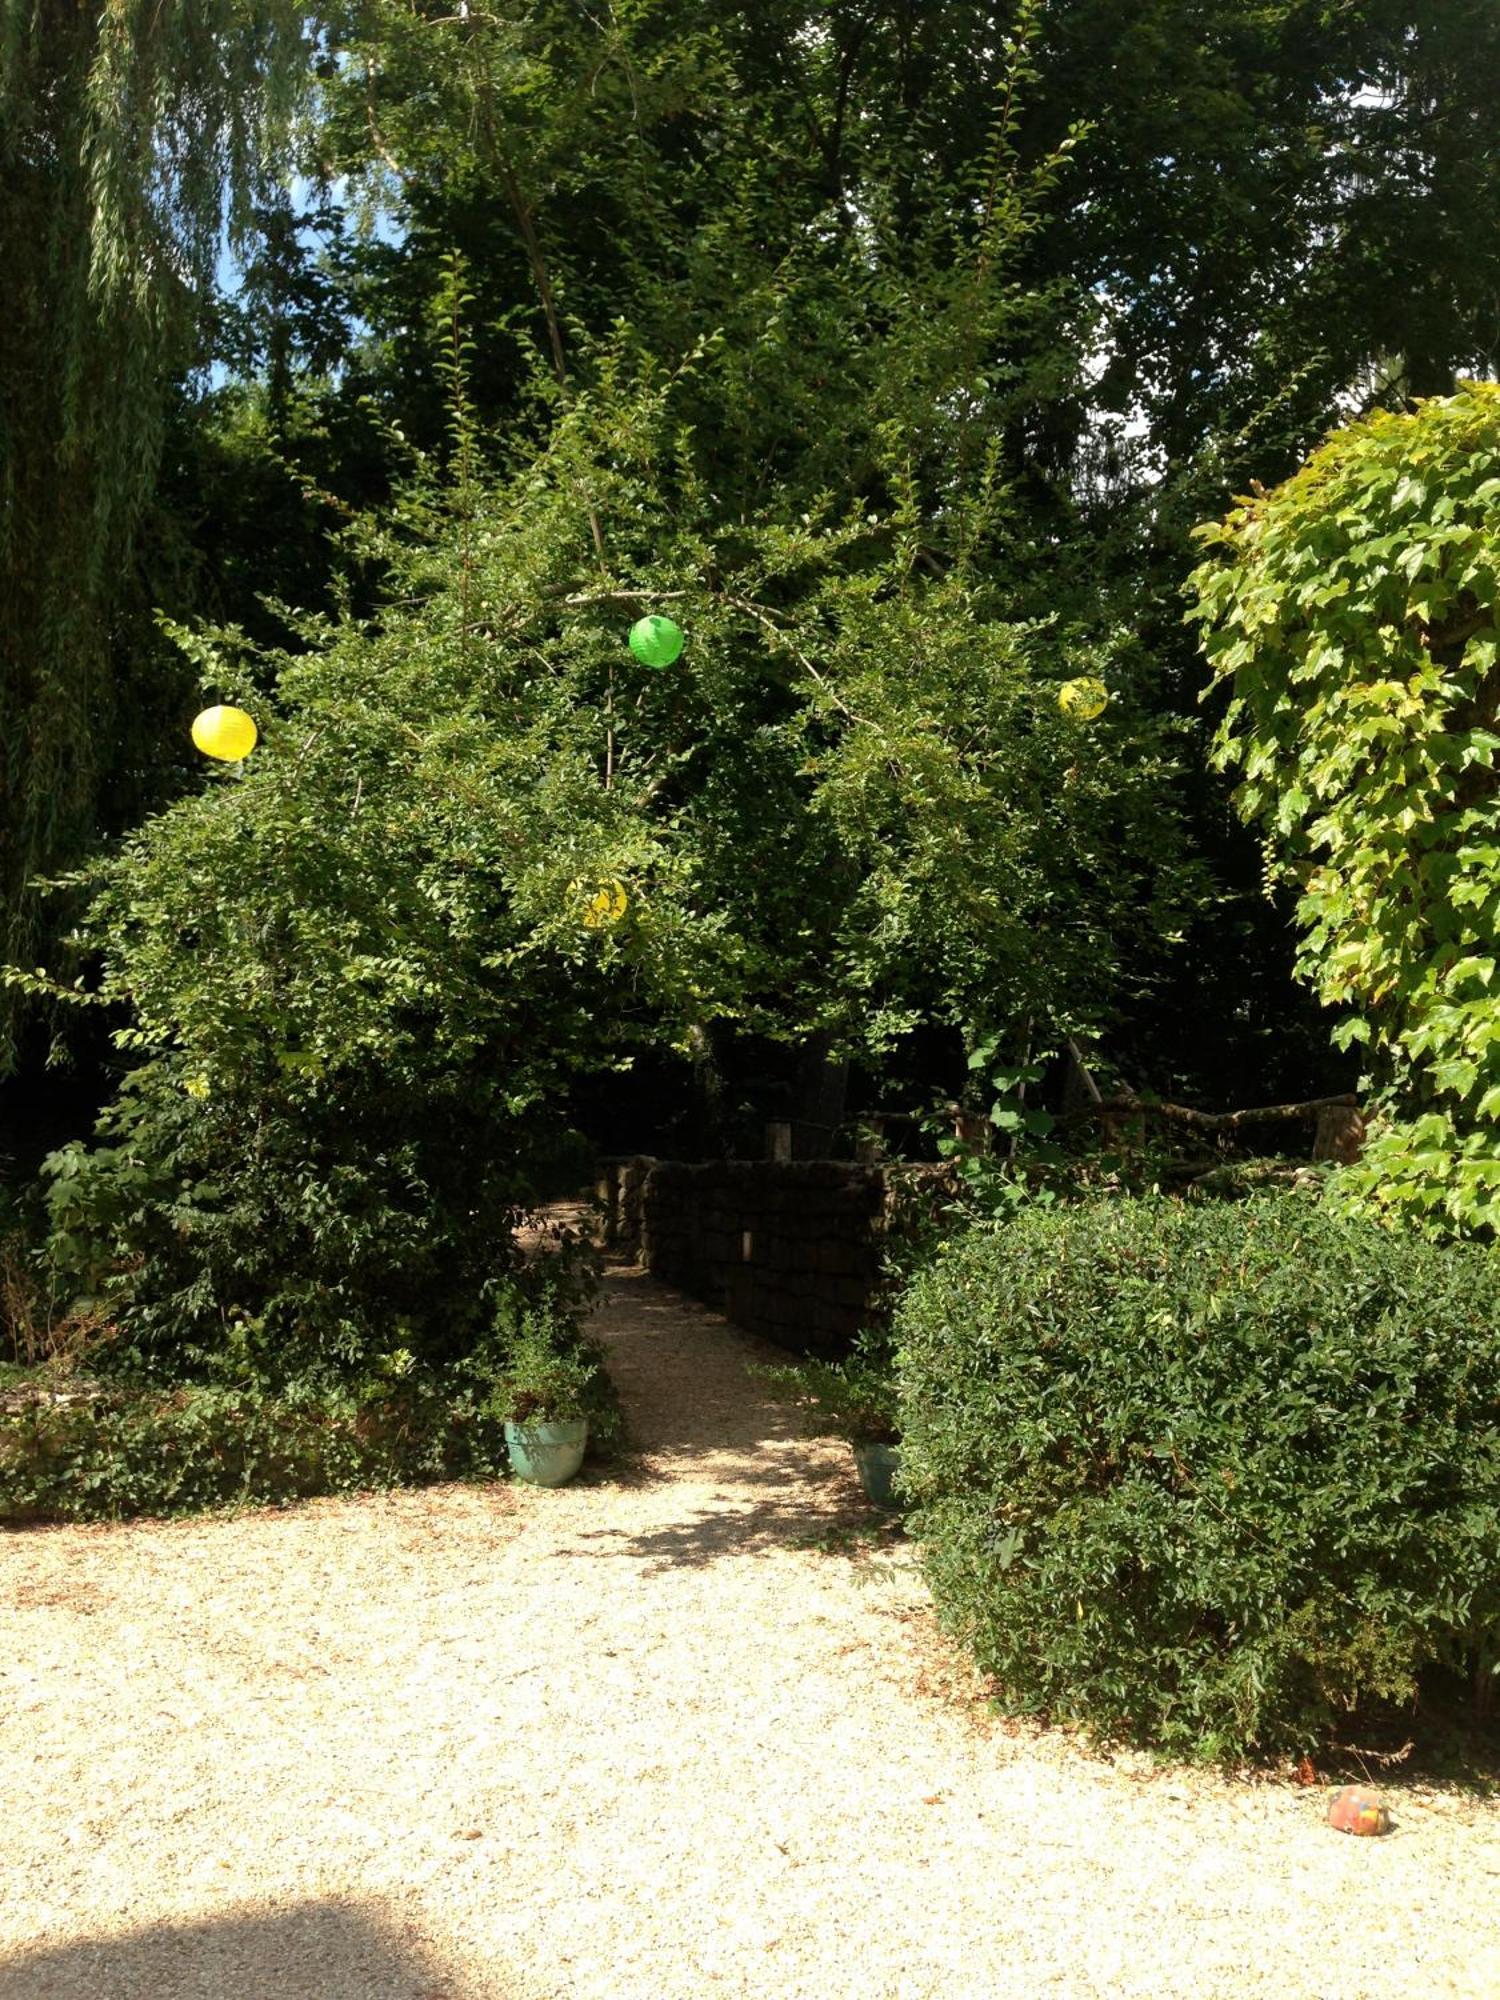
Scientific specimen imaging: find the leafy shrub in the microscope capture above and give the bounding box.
[474,1287,627,1453]
[0,1370,512,1525]
[2,1187,626,1522]
[38,1061,538,1392]
[0,1287,628,1525]
[893,1190,1500,1759]
[487,1311,601,1424]
[750,1326,900,1445]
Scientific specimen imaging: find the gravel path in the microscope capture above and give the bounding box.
[3,1259,1499,1999]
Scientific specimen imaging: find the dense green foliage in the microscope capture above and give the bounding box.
[0,1374,511,1525]
[10,0,1500,1098]
[894,1193,1500,1758]
[493,1309,610,1426]
[0,1311,624,1524]
[1191,383,1500,1236]
[321,1,1500,491]
[0,1221,624,1522]
[15,78,1198,1386]
[7,3,1500,1528]
[750,1326,900,1446]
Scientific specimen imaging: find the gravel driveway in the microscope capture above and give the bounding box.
[3,1260,1498,1999]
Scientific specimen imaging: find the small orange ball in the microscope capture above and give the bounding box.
[1327,1785,1391,1836]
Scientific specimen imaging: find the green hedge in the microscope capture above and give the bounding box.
[1,1324,628,1525]
[893,1192,1500,1759]
[0,1378,503,1523]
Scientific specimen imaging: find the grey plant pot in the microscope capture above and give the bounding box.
[852,1440,902,1511]
[504,1417,588,1487]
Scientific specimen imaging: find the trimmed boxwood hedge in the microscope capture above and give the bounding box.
[893,1191,1500,1760]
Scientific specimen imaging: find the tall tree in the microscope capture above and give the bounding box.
[0,0,310,1065]
[303,0,1500,1108]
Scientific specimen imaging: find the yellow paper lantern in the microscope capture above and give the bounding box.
[191,705,258,761]
[1057,677,1109,722]
[576,878,628,929]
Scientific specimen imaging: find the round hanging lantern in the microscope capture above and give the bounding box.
[1057,677,1109,722]
[576,878,629,929]
[628,615,684,669]
[191,705,258,762]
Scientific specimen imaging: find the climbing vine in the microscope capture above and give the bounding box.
[1190,381,1500,1234]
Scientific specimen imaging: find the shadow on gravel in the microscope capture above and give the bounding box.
[562,1489,878,1572]
[0,1900,480,2000]
[561,1433,889,1571]
[568,1265,897,1566]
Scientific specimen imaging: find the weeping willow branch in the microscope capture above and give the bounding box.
[0,0,309,1066]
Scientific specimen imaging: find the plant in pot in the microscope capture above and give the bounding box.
[487,1311,601,1488]
[750,1330,903,1511]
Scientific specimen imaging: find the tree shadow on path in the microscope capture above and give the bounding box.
[0,1899,487,2000]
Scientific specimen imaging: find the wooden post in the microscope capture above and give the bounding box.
[1313,1103,1366,1163]
[854,1116,887,1163]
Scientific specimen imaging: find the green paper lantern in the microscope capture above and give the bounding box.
[628,614,684,668]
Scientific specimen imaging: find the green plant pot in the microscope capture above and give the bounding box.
[504,1418,588,1487]
[852,1440,901,1511]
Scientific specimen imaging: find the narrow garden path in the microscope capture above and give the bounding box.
[3,1253,1498,1999]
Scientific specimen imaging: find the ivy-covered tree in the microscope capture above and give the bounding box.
[1189,380,1500,1236]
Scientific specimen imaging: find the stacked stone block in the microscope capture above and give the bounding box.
[598,1157,893,1359]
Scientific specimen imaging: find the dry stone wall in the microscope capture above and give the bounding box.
[597,1156,948,1358]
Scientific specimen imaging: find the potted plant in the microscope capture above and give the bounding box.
[750,1333,903,1511]
[489,1316,599,1487]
